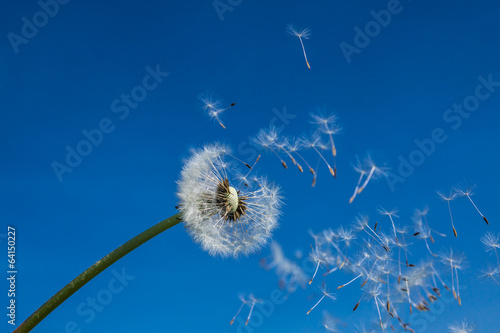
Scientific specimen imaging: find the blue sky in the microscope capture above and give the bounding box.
[1,0,500,332]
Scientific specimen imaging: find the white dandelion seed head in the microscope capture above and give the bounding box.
[448,320,475,333]
[177,143,281,258]
[286,24,311,39]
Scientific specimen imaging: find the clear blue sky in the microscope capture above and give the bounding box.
[1,0,499,332]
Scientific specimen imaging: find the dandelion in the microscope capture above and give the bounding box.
[437,191,458,237]
[177,143,281,258]
[198,92,235,129]
[307,283,336,315]
[19,143,277,332]
[455,184,489,225]
[286,24,311,69]
[448,320,475,333]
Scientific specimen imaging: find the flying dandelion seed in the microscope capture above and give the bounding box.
[448,320,475,333]
[198,92,236,129]
[229,294,263,326]
[437,191,458,237]
[454,184,489,225]
[439,249,466,306]
[378,207,399,244]
[306,283,336,315]
[177,143,281,258]
[322,311,339,332]
[480,264,500,286]
[310,111,342,157]
[286,23,311,69]
[252,127,289,169]
[350,154,389,203]
[481,231,500,277]
[300,134,336,177]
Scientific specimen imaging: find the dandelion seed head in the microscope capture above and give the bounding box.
[448,320,475,333]
[177,143,281,258]
[481,232,500,252]
[286,23,311,39]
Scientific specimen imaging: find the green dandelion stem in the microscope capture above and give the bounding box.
[14,213,183,333]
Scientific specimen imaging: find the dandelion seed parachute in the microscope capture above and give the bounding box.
[177,143,281,258]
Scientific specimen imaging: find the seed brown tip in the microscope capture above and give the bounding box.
[484,216,489,225]
[453,228,458,237]
[281,161,288,169]
[230,319,234,325]
[353,302,360,311]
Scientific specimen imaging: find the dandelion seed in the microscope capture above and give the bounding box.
[252,127,289,169]
[481,232,500,277]
[350,154,389,202]
[439,249,466,305]
[177,143,281,258]
[437,191,458,237]
[310,111,342,157]
[286,24,311,69]
[307,284,336,315]
[378,207,399,244]
[198,92,235,129]
[455,184,489,225]
[480,265,500,286]
[301,134,336,177]
[289,138,314,174]
[230,294,248,325]
[322,311,338,332]
[245,295,263,325]
[448,320,475,333]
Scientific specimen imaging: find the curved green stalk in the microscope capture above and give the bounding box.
[14,213,182,333]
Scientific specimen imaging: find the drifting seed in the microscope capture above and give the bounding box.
[453,227,458,237]
[353,301,360,311]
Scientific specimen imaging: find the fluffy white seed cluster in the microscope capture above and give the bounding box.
[177,143,281,258]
